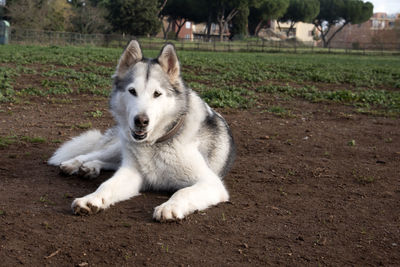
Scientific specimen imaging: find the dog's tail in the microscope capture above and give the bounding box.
[48,130,103,166]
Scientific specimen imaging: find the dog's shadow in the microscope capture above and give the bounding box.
[56,170,174,223]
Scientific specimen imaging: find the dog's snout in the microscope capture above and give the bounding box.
[134,114,149,128]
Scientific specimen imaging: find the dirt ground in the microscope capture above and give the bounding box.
[0,92,399,266]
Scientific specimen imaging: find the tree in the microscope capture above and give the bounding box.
[69,1,111,34]
[7,0,72,31]
[314,0,373,48]
[230,5,250,39]
[106,0,160,36]
[248,0,289,36]
[161,0,199,39]
[279,0,320,37]
[213,0,249,41]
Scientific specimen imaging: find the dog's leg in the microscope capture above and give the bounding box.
[153,155,229,221]
[60,141,120,177]
[72,166,142,215]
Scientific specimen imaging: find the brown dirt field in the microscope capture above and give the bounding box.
[0,93,399,266]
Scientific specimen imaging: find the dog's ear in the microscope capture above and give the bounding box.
[157,43,180,84]
[115,40,143,78]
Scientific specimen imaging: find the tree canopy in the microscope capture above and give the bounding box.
[314,0,373,47]
[248,0,289,36]
[279,0,320,37]
[106,0,160,36]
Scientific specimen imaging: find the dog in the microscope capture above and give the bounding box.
[48,40,235,221]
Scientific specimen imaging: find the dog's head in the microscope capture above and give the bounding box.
[110,40,187,144]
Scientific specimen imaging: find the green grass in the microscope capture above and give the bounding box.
[256,84,400,115]
[0,135,18,147]
[0,134,46,147]
[21,136,46,144]
[0,44,399,113]
[264,106,294,117]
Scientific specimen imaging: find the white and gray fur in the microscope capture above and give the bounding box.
[48,40,235,221]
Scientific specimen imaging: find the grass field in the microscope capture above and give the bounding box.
[1,45,399,116]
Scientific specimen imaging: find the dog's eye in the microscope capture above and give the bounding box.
[153,91,162,98]
[128,88,137,96]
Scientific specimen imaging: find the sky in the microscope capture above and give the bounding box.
[365,0,400,14]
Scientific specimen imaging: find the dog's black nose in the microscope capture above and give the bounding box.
[134,114,149,128]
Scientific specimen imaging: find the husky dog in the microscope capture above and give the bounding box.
[48,40,235,221]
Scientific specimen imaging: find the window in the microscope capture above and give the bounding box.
[185,22,191,29]
[185,34,190,39]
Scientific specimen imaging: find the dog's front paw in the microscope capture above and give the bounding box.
[71,194,105,215]
[60,158,82,175]
[153,201,186,222]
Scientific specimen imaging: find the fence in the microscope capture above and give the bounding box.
[7,28,400,55]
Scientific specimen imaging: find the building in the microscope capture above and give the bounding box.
[328,13,399,49]
[192,23,230,41]
[262,20,316,43]
[172,19,194,40]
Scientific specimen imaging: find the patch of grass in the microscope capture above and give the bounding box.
[0,68,16,102]
[265,106,294,117]
[0,210,5,216]
[0,135,18,147]
[41,79,73,95]
[257,84,400,115]
[21,136,46,144]
[347,140,356,146]
[200,85,254,108]
[121,222,131,228]
[42,221,51,229]
[278,187,287,196]
[49,98,73,104]
[222,212,226,221]
[89,110,103,118]
[76,122,92,129]
[39,195,55,205]
[384,138,393,143]
[353,170,376,185]
[63,193,73,199]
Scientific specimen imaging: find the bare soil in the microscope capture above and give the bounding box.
[0,93,399,266]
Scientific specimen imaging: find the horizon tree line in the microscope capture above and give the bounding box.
[1,0,374,47]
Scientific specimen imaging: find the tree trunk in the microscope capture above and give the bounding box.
[287,21,296,38]
[162,18,172,40]
[315,21,349,48]
[217,5,225,42]
[254,20,263,37]
[157,0,168,17]
[174,19,187,39]
[325,22,349,48]
[206,11,212,41]
[218,20,224,42]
